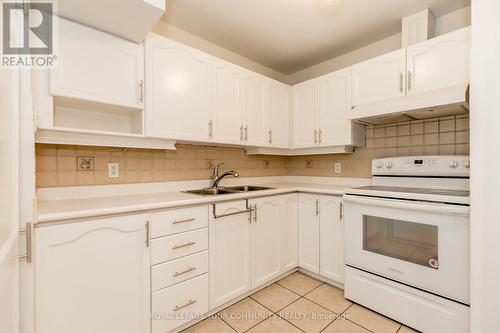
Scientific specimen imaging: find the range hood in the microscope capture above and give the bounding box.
[350,84,469,126]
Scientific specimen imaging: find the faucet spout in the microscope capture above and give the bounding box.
[211,170,239,188]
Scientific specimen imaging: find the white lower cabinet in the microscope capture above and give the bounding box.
[280,194,299,272]
[152,274,209,333]
[34,214,151,333]
[249,196,282,287]
[319,196,344,283]
[209,201,252,309]
[210,195,299,310]
[298,194,344,283]
[298,194,320,273]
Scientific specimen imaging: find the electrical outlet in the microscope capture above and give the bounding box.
[305,160,313,168]
[335,162,342,173]
[77,156,94,171]
[263,160,270,169]
[108,163,119,178]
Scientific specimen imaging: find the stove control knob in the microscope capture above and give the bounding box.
[464,160,470,168]
[385,162,393,169]
[376,162,383,168]
[449,160,458,168]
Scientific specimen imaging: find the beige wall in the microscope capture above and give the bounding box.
[286,6,471,84]
[35,116,469,187]
[151,22,288,83]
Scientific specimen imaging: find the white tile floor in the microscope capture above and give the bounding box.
[183,272,418,333]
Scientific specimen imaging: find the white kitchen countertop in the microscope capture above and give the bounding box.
[36,177,370,223]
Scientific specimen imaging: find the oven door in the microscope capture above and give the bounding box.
[343,194,470,304]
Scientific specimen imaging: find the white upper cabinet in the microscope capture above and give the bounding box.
[242,72,268,146]
[35,214,150,333]
[319,196,344,284]
[50,18,144,109]
[212,59,244,144]
[318,68,352,146]
[268,80,290,148]
[292,80,318,148]
[145,34,212,141]
[351,48,406,107]
[406,27,470,95]
[250,197,281,287]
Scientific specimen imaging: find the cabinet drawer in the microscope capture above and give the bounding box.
[151,206,208,238]
[152,251,208,292]
[151,228,208,265]
[152,274,209,333]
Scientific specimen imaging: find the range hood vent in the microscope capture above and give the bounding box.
[351,84,469,126]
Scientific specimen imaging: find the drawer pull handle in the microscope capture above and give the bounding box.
[173,266,197,277]
[172,218,195,225]
[212,204,253,219]
[172,241,196,250]
[173,299,197,312]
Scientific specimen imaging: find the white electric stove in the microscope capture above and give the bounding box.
[343,156,470,333]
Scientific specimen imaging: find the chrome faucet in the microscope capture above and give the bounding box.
[210,162,239,188]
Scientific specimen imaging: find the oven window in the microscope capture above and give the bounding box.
[363,215,438,269]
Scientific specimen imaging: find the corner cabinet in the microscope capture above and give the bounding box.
[268,80,290,148]
[34,214,151,333]
[145,35,213,142]
[298,194,344,284]
[292,69,363,149]
[50,17,145,109]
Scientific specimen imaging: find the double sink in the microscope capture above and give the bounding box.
[185,185,274,196]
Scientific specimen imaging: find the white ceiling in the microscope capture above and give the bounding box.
[163,0,469,74]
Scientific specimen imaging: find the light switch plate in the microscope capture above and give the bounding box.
[334,162,342,173]
[108,163,119,178]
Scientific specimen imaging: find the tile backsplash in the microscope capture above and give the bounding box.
[35,115,469,187]
[36,144,287,187]
[286,115,469,178]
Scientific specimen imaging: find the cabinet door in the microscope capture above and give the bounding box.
[280,194,298,272]
[242,72,267,146]
[319,196,344,283]
[35,214,150,333]
[351,49,406,107]
[250,197,281,287]
[50,18,144,109]
[318,68,352,146]
[406,27,470,95]
[145,35,212,141]
[298,194,320,273]
[212,59,243,144]
[292,81,318,148]
[268,80,290,148]
[209,201,252,309]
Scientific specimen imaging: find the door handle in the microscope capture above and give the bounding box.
[268,130,272,144]
[244,126,248,141]
[319,129,323,145]
[18,222,32,263]
[145,221,151,248]
[339,202,343,220]
[399,73,403,93]
[314,130,318,144]
[407,70,412,91]
[138,80,144,103]
[240,126,244,141]
[172,241,196,250]
[208,120,213,138]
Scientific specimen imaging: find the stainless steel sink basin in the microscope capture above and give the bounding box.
[184,188,238,196]
[184,185,274,196]
[225,185,274,192]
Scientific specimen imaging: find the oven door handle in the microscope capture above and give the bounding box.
[342,195,469,216]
